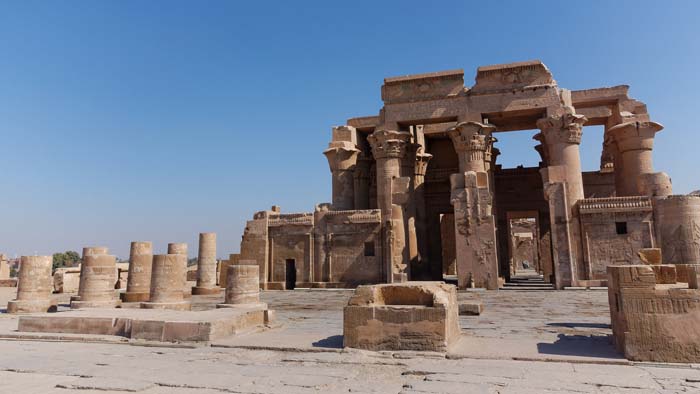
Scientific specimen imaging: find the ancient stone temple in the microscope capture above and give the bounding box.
[237,60,700,290]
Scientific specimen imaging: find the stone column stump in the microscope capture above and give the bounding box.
[217,263,265,308]
[72,246,109,302]
[71,254,120,309]
[121,241,153,302]
[141,254,191,310]
[192,233,221,295]
[8,256,55,314]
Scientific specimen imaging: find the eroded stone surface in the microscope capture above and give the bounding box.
[343,282,459,351]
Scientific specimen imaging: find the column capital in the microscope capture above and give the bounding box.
[483,135,498,164]
[448,121,496,153]
[368,129,412,160]
[323,141,360,171]
[536,113,587,145]
[608,120,663,152]
[415,152,433,177]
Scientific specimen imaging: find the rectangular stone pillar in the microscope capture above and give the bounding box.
[450,171,498,289]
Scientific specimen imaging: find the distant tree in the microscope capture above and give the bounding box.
[52,252,67,270]
[187,258,197,266]
[65,251,80,265]
[53,251,81,270]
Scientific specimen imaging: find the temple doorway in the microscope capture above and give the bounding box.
[506,213,539,277]
[285,259,296,290]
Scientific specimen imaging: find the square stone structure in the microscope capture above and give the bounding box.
[607,264,700,362]
[343,282,459,352]
[236,60,698,291]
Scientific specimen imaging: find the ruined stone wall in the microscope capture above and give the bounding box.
[582,171,615,198]
[608,264,700,362]
[239,212,269,284]
[268,213,313,285]
[579,197,654,281]
[315,209,383,285]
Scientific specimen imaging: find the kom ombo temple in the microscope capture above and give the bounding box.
[235,60,700,291]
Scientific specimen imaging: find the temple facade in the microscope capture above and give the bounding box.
[236,60,700,290]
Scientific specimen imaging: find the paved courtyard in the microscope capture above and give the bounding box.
[0,287,699,393]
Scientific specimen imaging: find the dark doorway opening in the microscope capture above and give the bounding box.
[285,259,296,290]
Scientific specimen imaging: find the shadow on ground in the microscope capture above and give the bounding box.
[537,334,622,359]
[547,322,610,329]
[313,335,343,349]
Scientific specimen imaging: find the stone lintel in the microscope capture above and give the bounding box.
[381,70,465,104]
[571,85,630,107]
[472,60,555,94]
[347,115,380,129]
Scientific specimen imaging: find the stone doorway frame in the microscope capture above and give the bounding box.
[505,210,541,279]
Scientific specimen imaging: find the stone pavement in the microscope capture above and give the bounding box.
[1,287,699,393]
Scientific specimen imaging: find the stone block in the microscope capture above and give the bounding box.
[607,265,700,362]
[638,248,662,265]
[343,282,460,352]
[458,301,484,316]
[649,264,676,284]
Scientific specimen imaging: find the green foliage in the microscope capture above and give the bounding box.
[187,258,197,266]
[52,251,81,270]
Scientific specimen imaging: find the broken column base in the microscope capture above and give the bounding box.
[71,299,120,309]
[7,299,57,314]
[140,301,192,311]
[191,286,222,295]
[120,292,150,303]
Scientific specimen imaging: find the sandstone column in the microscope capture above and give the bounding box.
[7,255,54,313]
[121,241,153,302]
[608,121,664,196]
[141,254,191,310]
[448,121,499,289]
[655,195,700,264]
[168,243,188,256]
[71,254,120,309]
[217,263,263,307]
[368,129,412,282]
[73,246,109,302]
[414,148,432,276]
[192,232,220,295]
[536,112,587,288]
[324,125,360,211]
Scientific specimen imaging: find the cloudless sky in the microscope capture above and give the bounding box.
[1,1,698,259]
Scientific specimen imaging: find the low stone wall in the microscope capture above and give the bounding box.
[607,264,700,362]
[343,282,460,352]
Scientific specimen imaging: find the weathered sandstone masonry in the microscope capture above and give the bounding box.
[608,264,700,362]
[343,282,460,351]
[237,60,698,291]
[192,232,220,295]
[8,255,55,314]
[71,253,120,309]
[122,241,153,302]
[217,262,262,308]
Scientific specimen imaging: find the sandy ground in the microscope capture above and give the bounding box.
[0,286,698,393]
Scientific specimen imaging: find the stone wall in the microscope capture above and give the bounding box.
[608,264,700,362]
[579,196,655,281]
[238,207,383,288]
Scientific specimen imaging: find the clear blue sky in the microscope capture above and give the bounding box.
[1,1,698,259]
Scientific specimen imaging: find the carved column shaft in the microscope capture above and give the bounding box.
[368,129,412,282]
[324,142,360,210]
[536,113,586,204]
[609,121,663,196]
[536,112,587,288]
